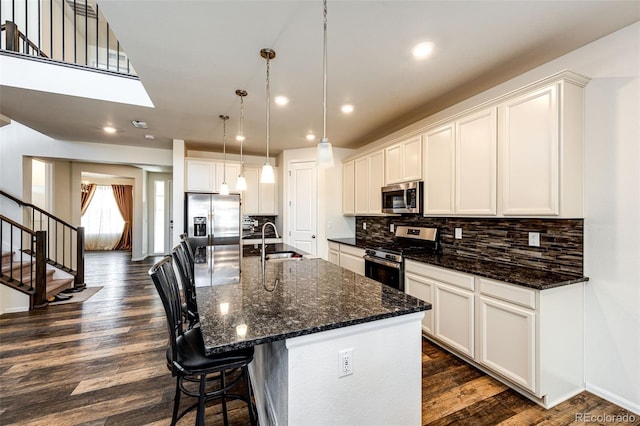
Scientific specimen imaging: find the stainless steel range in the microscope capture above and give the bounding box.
[364,226,440,291]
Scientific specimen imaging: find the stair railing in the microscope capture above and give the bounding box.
[0,190,85,290]
[0,0,135,75]
[0,215,47,308]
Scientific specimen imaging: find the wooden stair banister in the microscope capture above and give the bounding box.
[0,190,85,291]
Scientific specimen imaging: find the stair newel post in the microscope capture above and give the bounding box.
[33,230,47,308]
[75,226,86,289]
[6,21,19,52]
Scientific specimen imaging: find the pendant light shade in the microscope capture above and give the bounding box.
[260,48,276,184]
[317,0,334,167]
[235,89,248,191]
[219,114,230,195]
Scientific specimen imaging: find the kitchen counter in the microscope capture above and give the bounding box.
[328,237,588,290]
[195,253,429,353]
[194,252,428,425]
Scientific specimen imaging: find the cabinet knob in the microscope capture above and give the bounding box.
[312,235,316,239]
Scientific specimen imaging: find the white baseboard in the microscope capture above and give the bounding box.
[586,382,640,415]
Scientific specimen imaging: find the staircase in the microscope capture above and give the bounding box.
[1,190,85,310]
[1,250,74,304]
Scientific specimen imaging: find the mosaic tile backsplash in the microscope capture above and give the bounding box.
[355,216,584,276]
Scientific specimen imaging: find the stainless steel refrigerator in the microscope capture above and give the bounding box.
[185,192,241,286]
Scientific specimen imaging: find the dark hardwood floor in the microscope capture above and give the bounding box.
[0,251,637,425]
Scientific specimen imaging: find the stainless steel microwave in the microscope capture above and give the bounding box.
[381,181,423,214]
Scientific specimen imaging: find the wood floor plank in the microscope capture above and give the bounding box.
[1,251,637,425]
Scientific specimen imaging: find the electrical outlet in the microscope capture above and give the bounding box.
[363,222,367,230]
[338,349,353,377]
[390,223,395,233]
[455,228,462,239]
[528,232,540,247]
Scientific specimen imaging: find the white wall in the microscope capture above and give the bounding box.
[350,22,640,413]
[0,121,172,313]
[279,147,355,260]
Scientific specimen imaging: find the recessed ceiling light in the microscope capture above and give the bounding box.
[275,96,289,106]
[131,120,148,129]
[103,126,117,134]
[412,42,434,59]
[144,134,155,140]
[306,133,316,141]
[236,135,246,142]
[341,104,354,114]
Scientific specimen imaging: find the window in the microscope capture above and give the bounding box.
[81,185,125,250]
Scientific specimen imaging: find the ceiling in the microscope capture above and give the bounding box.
[1,1,638,158]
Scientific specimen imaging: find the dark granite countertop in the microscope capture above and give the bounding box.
[195,255,430,355]
[327,237,588,290]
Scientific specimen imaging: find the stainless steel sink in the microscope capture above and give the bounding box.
[265,251,304,261]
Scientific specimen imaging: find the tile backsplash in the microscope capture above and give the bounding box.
[355,216,583,276]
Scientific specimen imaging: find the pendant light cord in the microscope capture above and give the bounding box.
[322,0,328,140]
[240,94,244,171]
[220,115,229,183]
[266,55,271,163]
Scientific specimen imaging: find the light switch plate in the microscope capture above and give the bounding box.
[455,228,462,239]
[363,222,366,230]
[528,232,540,247]
[390,224,395,233]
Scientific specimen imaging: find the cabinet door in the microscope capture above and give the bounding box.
[342,161,355,215]
[185,159,216,192]
[434,282,475,358]
[478,295,536,392]
[259,169,277,214]
[242,168,260,214]
[328,249,340,265]
[456,108,497,215]
[403,135,423,181]
[405,272,434,335]
[368,151,385,214]
[354,157,369,214]
[216,163,240,193]
[424,124,455,215]
[384,144,403,184]
[500,84,559,215]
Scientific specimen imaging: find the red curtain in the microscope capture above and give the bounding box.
[80,183,97,216]
[112,185,133,250]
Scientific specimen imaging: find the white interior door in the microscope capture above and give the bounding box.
[289,161,317,256]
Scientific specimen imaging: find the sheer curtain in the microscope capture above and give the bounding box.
[81,185,125,250]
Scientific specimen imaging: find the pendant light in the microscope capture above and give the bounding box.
[316,0,334,167]
[219,114,230,195]
[260,48,276,184]
[235,89,248,191]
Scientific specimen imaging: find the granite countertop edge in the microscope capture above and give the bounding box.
[327,237,589,290]
[205,304,430,355]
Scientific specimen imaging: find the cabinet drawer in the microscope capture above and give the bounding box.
[340,244,365,257]
[405,261,474,291]
[328,241,340,251]
[479,278,536,309]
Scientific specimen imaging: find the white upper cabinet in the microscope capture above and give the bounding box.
[424,124,455,215]
[185,159,216,192]
[423,108,497,216]
[455,108,497,215]
[215,163,240,194]
[342,160,355,215]
[384,135,423,184]
[498,77,586,217]
[242,166,277,215]
[353,150,385,215]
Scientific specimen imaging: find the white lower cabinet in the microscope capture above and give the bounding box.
[328,242,340,265]
[405,259,584,408]
[405,272,434,335]
[339,245,365,276]
[478,294,536,392]
[405,261,475,358]
[434,281,475,358]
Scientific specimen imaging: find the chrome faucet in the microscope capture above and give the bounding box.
[261,221,280,267]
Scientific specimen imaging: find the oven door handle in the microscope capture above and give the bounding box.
[364,255,402,270]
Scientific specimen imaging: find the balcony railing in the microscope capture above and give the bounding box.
[0,0,135,75]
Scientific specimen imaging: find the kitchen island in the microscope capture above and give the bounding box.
[195,249,429,425]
